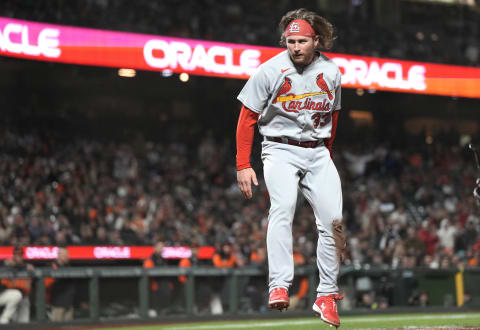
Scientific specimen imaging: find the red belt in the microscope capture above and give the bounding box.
[266,136,323,148]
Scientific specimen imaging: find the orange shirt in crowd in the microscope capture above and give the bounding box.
[1,278,31,296]
[212,253,236,268]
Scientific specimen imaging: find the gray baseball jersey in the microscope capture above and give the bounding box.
[237,50,341,141]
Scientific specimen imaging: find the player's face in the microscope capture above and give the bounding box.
[286,35,319,67]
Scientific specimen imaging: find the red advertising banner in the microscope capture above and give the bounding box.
[1,17,479,98]
[0,246,216,260]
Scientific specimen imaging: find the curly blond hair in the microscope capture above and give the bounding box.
[279,8,336,50]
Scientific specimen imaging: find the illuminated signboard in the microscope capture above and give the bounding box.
[0,246,216,260]
[1,17,479,98]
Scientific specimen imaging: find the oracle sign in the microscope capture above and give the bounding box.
[144,41,260,76]
[0,246,216,260]
[1,17,480,98]
[0,17,272,80]
[0,23,60,58]
[25,246,59,259]
[161,246,192,259]
[333,57,426,91]
[93,246,131,259]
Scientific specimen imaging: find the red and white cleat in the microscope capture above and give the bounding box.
[312,293,343,328]
[268,287,289,311]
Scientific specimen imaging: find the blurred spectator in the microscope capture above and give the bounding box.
[369,251,387,267]
[0,246,33,323]
[211,242,239,314]
[409,290,430,307]
[178,244,213,314]
[143,241,179,316]
[46,247,76,322]
[421,254,439,269]
[418,221,439,256]
[212,242,237,268]
[0,281,22,324]
[401,254,418,269]
[439,256,452,269]
[244,244,268,312]
[375,296,389,310]
[463,219,478,249]
[437,218,457,254]
[463,291,473,306]
[468,247,480,267]
[93,227,111,245]
[343,148,376,178]
[289,247,309,310]
[391,241,406,269]
[419,291,430,307]
[404,226,425,258]
[357,291,375,309]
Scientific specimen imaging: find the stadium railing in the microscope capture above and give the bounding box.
[0,265,478,324]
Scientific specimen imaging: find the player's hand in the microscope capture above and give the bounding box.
[237,168,258,199]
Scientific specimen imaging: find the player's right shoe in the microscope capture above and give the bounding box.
[268,287,289,311]
[312,293,343,328]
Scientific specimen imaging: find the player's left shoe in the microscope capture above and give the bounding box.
[312,293,343,328]
[268,287,289,311]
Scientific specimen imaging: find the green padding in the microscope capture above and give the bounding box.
[418,273,455,306]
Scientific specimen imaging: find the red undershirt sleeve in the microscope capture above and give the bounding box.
[236,105,259,171]
[324,110,339,157]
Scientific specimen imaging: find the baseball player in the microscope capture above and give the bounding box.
[236,8,345,328]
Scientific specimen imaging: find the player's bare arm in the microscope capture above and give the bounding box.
[237,167,258,199]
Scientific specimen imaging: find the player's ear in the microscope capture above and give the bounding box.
[313,35,320,48]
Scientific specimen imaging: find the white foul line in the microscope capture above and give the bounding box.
[164,320,317,330]
[163,313,480,330]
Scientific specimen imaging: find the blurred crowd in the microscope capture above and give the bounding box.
[340,141,480,271]
[0,0,478,66]
[0,117,479,318]
[1,123,479,270]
